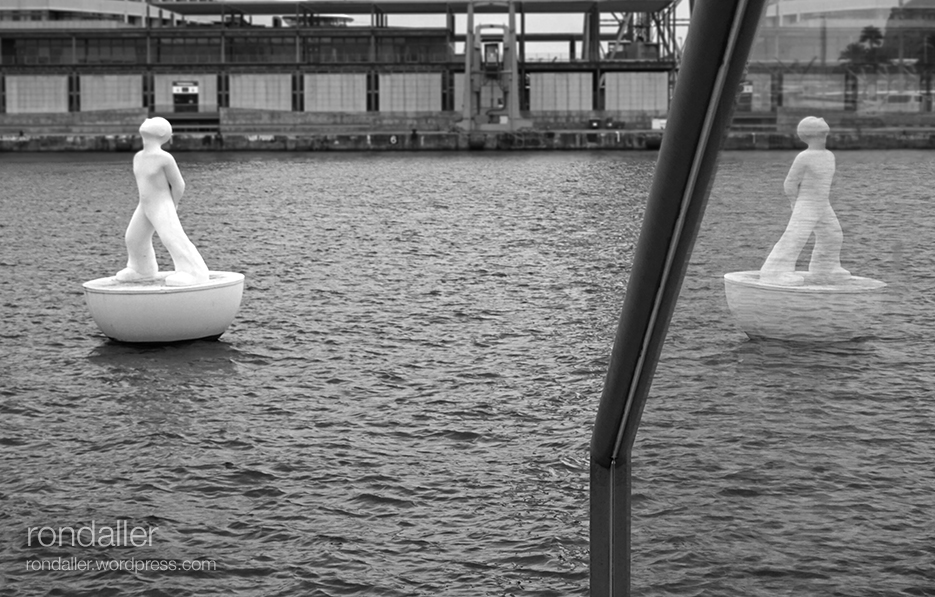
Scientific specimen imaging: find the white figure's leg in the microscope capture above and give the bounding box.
[142,198,209,286]
[809,206,850,281]
[116,204,158,281]
[759,200,821,285]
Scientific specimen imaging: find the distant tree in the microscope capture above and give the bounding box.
[859,26,884,49]
[839,25,888,64]
[839,42,868,63]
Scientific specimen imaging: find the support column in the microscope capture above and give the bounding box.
[507,0,521,122]
[520,7,526,64]
[295,3,301,63]
[461,2,475,125]
[585,5,601,62]
[594,68,603,111]
[219,4,226,64]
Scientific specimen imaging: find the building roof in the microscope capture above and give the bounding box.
[151,0,675,15]
[0,0,153,18]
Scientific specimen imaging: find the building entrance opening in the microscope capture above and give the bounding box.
[172,81,199,113]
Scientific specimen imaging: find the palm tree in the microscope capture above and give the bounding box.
[859,26,884,49]
[839,25,887,64]
[839,42,868,63]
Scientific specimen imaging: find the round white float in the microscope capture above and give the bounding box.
[83,271,245,343]
[724,271,886,342]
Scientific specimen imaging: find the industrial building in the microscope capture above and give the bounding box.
[0,0,682,135]
[2,0,934,140]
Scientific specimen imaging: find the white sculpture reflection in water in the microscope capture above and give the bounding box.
[723,116,885,342]
[116,117,209,286]
[759,116,851,285]
[82,117,244,344]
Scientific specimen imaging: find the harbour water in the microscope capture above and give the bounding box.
[1,150,933,596]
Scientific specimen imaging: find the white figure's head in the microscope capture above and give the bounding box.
[797,117,830,143]
[139,117,172,145]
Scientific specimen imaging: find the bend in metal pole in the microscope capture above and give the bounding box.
[589,0,768,595]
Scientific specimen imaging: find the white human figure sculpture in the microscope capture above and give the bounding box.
[759,116,851,286]
[116,117,209,287]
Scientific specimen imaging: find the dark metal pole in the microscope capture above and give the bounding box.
[589,0,768,595]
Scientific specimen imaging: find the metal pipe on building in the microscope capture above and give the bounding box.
[589,0,767,594]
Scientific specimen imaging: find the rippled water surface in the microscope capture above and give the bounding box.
[1,150,933,597]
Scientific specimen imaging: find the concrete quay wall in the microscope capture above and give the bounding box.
[219,108,461,135]
[775,109,935,132]
[3,129,935,152]
[220,108,658,134]
[0,109,150,136]
[0,130,662,152]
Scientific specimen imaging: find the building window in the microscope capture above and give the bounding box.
[0,38,72,66]
[225,36,294,63]
[304,35,373,64]
[155,37,221,64]
[76,38,145,65]
[374,36,450,64]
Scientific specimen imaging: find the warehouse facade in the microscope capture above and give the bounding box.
[0,0,680,134]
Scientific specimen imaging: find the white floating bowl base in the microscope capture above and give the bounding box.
[83,271,245,343]
[724,271,886,342]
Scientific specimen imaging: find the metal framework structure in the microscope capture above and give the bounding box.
[597,1,681,61]
[149,0,680,64]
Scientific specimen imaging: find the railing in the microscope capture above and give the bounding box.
[524,53,572,62]
[1,52,456,67]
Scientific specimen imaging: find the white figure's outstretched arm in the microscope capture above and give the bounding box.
[783,154,806,208]
[163,155,186,208]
